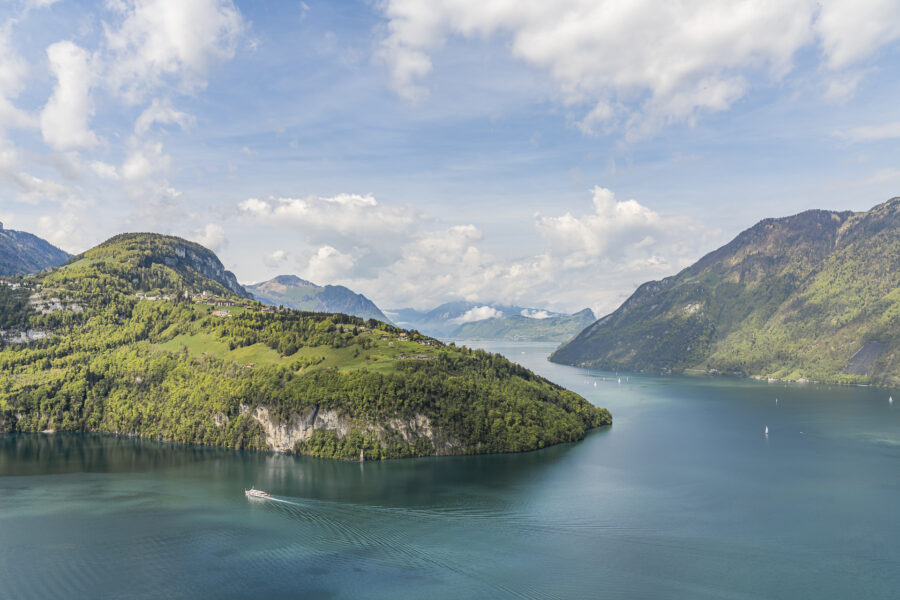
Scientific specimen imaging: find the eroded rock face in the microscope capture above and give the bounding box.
[240,404,461,455]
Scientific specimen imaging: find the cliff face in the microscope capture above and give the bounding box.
[552,199,900,385]
[242,405,462,456]
[0,224,71,276]
[58,233,251,298]
[161,242,247,297]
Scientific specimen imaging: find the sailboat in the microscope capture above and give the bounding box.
[764,426,769,435]
[890,396,894,405]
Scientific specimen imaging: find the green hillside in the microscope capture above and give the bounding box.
[454,309,596,342]
[0,233,610,459]
[551,199,900,386]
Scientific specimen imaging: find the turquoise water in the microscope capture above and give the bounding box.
[2,341,899,599]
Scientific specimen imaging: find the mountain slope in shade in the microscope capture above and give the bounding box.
[246,275,390,322]
[0,222,71,276]
[551,198,900,386]
[453,308,596,342]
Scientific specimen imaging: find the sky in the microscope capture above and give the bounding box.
[1,0,900,315]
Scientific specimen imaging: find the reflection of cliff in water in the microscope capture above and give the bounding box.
[0,430,608,511]
[0,433,239,477]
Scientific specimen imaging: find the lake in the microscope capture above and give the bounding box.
[2,341,899,599]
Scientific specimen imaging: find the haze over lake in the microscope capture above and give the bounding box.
[2,341,897,599]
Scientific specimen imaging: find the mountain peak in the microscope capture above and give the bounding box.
[246,274,389,322]
[67,232,250,298]
[551,199,900,385]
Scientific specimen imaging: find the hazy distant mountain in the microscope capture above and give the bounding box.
[453,308,596,342]
[551,198,900,386]
[0,222,70,276]
[246,275,389,322]
[386,301,570,338]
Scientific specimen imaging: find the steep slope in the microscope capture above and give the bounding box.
[246,275,389,322]
[0,222,71,276]
[453,309,596,342]
[46,232,250,298]
[551,199,900,386]
[0,233,610,459]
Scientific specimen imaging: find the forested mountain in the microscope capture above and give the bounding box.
[453,309,596,342]
[246,275,389,322]
[551,199,900,386]
[0,233,609,459]
[0,222,70,276]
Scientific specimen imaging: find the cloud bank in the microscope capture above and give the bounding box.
[378,0,900,137]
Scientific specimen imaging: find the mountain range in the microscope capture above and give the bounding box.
[0,233,610,459]
[552,198,900,386]
[387,301,573,338]
[453,308,596,342]
[245,275,389,323]
[0,222,70,276]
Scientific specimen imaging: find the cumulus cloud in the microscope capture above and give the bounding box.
[40,41,98,150]
[263,249,287,268]
[239,188,708,313]
[299,245,355,283]
[535,186,699,268]
[11,172,71,205]
[239,193,420,242]
[378,0,900,136]
[104,0,244,102]
[521,309,551,319]
[453,306,503,324]
[190,223,226,251]
[0,30,34,134]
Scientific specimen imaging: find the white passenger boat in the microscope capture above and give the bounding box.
[245,488,271,500]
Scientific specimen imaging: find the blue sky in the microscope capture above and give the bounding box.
[1,0,900,313]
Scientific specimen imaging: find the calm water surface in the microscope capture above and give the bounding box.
[2,341,899,599]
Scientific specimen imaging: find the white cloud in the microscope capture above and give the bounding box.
[239,188,708,313]
[300,245,355,284]
[263,249,287,268]
[378,0,900,136]
[121,139,171,182]
[239,193,420,241]
[11,171,71,204]
[521,309,551,319]
[190,223,226,251]
[104,0,244,102]
[453,305,503,324]
[40,41,99,150]
[535,186,699,268]
[0,30,35,134]
[134,97,194,134]
[90,161,119,179]
[838,121,900,142]
[815,0,900,71]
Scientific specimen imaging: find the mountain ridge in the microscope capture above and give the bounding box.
[452,308,596,342]
[551,199,900,386]
[0,222,71,277]
[246,275,390,322]
[1,232,610,459]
